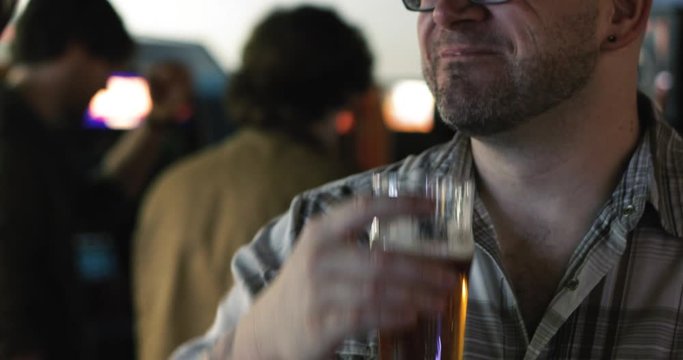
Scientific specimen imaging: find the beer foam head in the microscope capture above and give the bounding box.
[377,217,474,260]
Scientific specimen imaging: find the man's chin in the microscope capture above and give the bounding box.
[439,111,521,138]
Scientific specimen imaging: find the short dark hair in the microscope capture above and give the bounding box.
[226,5,373,138]
[12,0,135,65]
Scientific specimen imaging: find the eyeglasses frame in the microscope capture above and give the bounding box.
[402,0,509,12]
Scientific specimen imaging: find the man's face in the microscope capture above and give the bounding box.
[0,0,17,34]
[418,0,600,136]
[64,52,121,126]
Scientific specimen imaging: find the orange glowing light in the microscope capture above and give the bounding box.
[335,111,355,134]
[383,80,434,133]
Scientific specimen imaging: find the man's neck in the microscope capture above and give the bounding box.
[472,88,640,226]
[470,86,641,335]
[472,50,643,224]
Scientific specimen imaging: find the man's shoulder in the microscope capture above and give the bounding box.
[0,83,41,135]
[295,138,461,209]
[148,137,238,192]
[651,118,683,180]
[644,119,683,237]
[653,117,683,153]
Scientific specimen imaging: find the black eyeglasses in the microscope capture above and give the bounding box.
[403,0,509,12]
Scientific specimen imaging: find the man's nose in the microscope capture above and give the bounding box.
[432,0,488,29]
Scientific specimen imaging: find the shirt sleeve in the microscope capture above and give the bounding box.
[168,172,369,359]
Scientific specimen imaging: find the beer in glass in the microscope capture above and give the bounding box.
[370,172,474,360]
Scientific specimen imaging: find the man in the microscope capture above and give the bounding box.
[175,0,683,358]
[133,6,372,360]
[0,0,134,357]
[6,0,191,198]
[0,0,189,358]
[0,0,16,33]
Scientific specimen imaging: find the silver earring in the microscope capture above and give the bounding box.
[608,35,617,42]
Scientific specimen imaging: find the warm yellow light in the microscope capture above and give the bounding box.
[383,80,434,133]
[458,276,469,360]
[89,75,153,130]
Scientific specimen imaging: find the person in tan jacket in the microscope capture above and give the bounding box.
[132,6,375,360]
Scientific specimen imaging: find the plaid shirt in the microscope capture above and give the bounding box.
[174,96,683,359]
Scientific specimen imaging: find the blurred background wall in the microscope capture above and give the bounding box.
[106,0,423,82]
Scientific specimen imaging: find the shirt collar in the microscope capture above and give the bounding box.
[645,97,683,237]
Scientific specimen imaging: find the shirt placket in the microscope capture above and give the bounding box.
[469,159,651,360]
[468,197,529,358]
[523,212,632,359]
[524,144,651,359]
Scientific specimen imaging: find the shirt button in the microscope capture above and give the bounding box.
[623,204,635,217]
[566,279,580,291]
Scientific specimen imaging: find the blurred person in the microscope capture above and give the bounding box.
[0,0,16,34]
[173,0,683,359]
[132,6,373,360]
[0,0,191,358]
[102,60,196,198]
[7,1,193,199]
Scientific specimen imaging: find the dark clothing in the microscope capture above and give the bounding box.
[0,84,126,359]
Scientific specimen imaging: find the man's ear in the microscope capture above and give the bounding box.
[602,0,652,50]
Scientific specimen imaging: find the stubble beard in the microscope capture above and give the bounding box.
[424,9,599,137]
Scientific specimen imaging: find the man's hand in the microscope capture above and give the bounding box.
[232,196,461,359]
[146,61,193,126]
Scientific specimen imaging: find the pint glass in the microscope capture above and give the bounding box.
[370,172,474,360]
